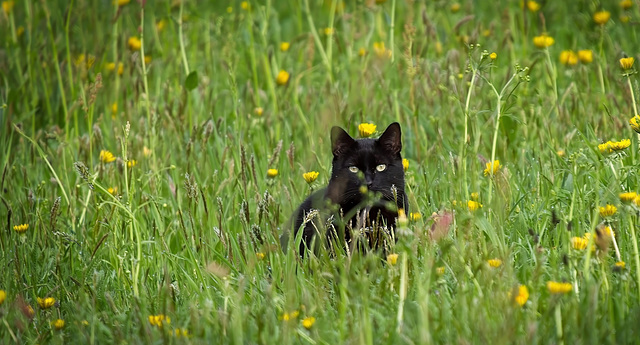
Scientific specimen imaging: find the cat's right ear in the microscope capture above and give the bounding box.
[331,126,355,157]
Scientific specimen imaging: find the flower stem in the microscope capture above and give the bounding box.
[629,215,640,302]
[554,304,564,345]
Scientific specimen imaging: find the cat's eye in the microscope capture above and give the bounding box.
[349,166,359,173]
[376,164,387,172]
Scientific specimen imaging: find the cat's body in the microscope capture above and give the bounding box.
[282,123,408,255]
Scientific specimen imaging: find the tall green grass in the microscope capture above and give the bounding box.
[1,0,640,343]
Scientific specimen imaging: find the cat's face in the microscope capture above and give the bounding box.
[327,123,405,206]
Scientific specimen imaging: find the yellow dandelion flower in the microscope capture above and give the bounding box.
[547,281,572,294]
[593,10,611,25]
[111,102,118,115]
[116,0,130,6]
[241,1,249,10]
[358,123,376,137]
[482,29,491,37]
[148,314,171,327]
[615,261,626,269]
[533,34,554,48]
[578,49,593,64]
[37,297,56,309]
[397,208,408,226]
[513,285,529,307]
[483,160,501,176]
[557,150,565,157]
[489,52,497,60]
[280,42,290,52]
[487,259,502,268]
[387,253,399,265]
[620,57,635,70]
[409,212,421,221]
[156,19,166,32]
[51,319,65,330]
[81,320,89,326]
[100,150,116,163]
[254,107,264,116]
[599,139,631,153]
[303,171,319,183]
[127,160,137,168]
[450,3,460,12]
[470,192,479,200]
[402,158,409,171]
[0,290,6,305]
[436,266,445,276]
[174,328,190,337]
[620,192,637,202]
[282,310,299,321]
[373,42,392,59]
[599,204,617,217]
[143,146,152,158]
[358,48,367,57]
[13,223,29,234]
[570,236,588,250]
[467,200,482,211]
[256,252,265,260]
[527,0,540,12]
[323,27,334,35]
[621,0,633,9]
[276,70,290,85]
[302,316,316,329]
[144,55,152,64]
[559,50,578,66]
[2,1,14,14]
[267,169,278,178]
[128,36,142,51]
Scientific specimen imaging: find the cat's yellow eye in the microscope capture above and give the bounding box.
[376,164,387,172]
[349,166,359,173]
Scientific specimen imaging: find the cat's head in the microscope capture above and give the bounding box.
[328,123,405,205]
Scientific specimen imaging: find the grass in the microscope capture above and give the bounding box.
[1,0,640,343]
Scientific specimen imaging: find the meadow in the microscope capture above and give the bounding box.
[2,0,640,343]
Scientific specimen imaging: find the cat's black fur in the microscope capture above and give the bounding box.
[281,122,408,255]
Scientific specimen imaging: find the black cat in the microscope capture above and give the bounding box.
[281,122,408,255]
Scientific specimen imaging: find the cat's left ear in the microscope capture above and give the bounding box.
[378,122,402,154]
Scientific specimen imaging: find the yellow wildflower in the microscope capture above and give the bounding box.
[127,160,137,168]
[108,187,118,195]
[620,57,635,70]
[402,158,409,171]
[621,0,633,9]
[615,261,626,269]
[111,102,118,115]
[302,316,316,329]
[358,123,377,137]
[148,314,171,327]
[276,70,290,85]
[436,266,445,276]
[303,171,319,183]
[256,252,265,260]
[254,107,264,116]
[621,14,630,23]
[0,290,5,305]
[547,281,572,294]
[128,36,142,51]
[156,19,166,32]
[373,42,392,59]
[450,3,460,12]
[143,146,152,158]
[174,328,189,337]
[557,150,565,157]
[467,200,482,211]
[13,223,29,234]
[280,42,290,52]
[470,192,479,200]
[578,49,593,64]
[106,62,124,75]
[527,0,540,12]
[282,310,299,321]
[267,169,278,178]
[483,160,501,176]
[387,253,399,265]
[599,139,631,153]
[358,48,367,57]
[482,29,491,37]
[323,27,334,35]
[570,236,588,250]
[227,6,233,13]
[116,0,130,6]
[2,1,14,14]
[559,50,578,66]
[620,192,637,202]
[599,204,617,217]
[487,259,502,268]
[51,319,65,330]
[513,285,529,307]
[100,150,116,163]
[533,34,554,48]
[241,1,249,10]
[37,297,56,309]
[593,10,611,25]
[489,52,497,60]
[409,212,421,221]
[144,55,152,64]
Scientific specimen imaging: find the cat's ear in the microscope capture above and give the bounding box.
[331,126,355,157]
[378,122,402,154]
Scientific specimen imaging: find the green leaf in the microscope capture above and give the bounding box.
[185,71,198,91]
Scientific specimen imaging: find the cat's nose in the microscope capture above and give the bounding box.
[365,175,373,187]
